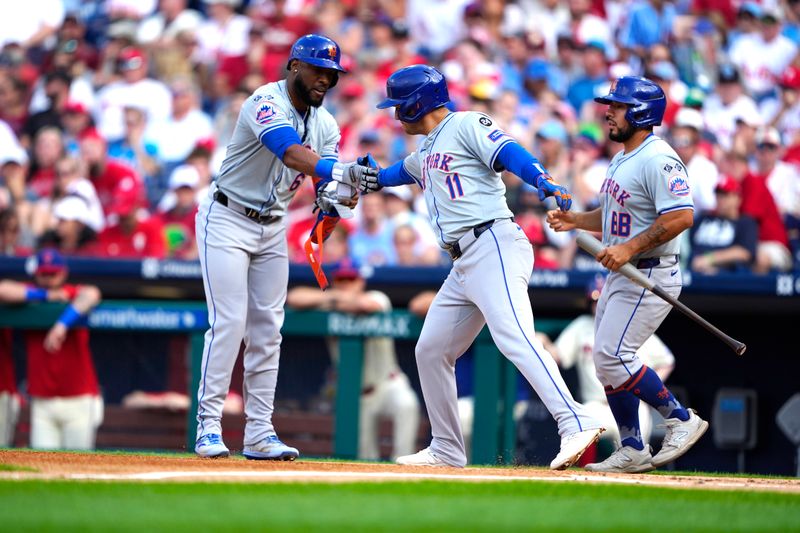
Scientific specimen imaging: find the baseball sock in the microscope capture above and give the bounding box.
[605,387,644,450]
[627,366,689,421]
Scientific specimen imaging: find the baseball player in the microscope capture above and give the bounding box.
[553,274,676,449]
[547,76,709,473]
[0,249,104,450]
[193,34,377,459]
[359,65,604,469]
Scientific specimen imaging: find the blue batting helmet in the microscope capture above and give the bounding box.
[594,76,666,128]
[376,65,450,123]
[287,34,347,73]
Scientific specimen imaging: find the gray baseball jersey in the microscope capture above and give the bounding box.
[217,80,340,217]
[401,111,515,245]
[393,111,601,467]
[600,134,693,258]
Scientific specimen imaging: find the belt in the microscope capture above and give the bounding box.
[636,255,679,269]
[444,218,514,261]
[214,190,279,225]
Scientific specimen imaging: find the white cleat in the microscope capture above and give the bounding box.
[396,447,450,467]
[651,409,709,467]
[550,427,604,470]
[585,445,655,473]
[243,435,300,461]
[195,433,230,458]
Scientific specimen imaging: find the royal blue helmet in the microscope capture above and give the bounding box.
[287,34,347,73]
[594,76,666,128]
[376,65,450,123]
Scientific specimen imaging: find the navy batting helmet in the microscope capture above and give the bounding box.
[287,34,347,73]
[376,65,450,123]
[594,76,666,128]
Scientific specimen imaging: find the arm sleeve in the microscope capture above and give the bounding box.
[647,154,694,215]
[379,160,418,187]
[260,125,303,160]
[455,112,514,171]
[495,141,549,188]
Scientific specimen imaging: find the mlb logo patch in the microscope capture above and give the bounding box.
[668,173,691,197]
[487,129,505,142]
[256,104,276,124]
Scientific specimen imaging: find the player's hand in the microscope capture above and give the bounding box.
[43,323,68,353]
[546,210,578,232]
[332,161,379,188]
[356,153,382,194]
[595,243,635,271]
[536,174,572,211]
[46,288,70,302]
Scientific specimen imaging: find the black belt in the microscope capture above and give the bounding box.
[214,190,279,225]
[636,255,679,269]
[445,218,514,261]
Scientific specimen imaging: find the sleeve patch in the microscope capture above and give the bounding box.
[479,116,493,127]
[256,103,277,124]
[488,129,506,142]
[667,173,691,197]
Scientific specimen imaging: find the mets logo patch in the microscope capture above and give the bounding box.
[256,104,276,124]
[668,173,691,197]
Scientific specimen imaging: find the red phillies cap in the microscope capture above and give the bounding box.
[108,180,143,216]
[332,261,360,280]
[781,67,800,90]
[63,100,89,114]
[715,175,741,195]
[35,248,67,275]
[79,127,105,142]
[118,48,146,70]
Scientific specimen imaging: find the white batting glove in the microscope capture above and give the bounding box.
[331,161,379,187]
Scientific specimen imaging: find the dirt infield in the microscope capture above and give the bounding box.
[1,450,798,492]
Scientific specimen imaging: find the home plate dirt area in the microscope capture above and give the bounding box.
[1,450,798,493]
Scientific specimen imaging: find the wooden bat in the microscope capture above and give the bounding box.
[576,232,746,356]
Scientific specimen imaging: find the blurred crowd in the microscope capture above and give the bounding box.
[1,0,799,274]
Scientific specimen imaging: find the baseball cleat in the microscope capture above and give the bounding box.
[396,447,450,467]
[585,445,655,473]
[550,427,604,470]
[243,434,300,461]
[195,433,230,458]
[651,409,708,467]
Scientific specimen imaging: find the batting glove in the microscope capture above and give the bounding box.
[332,161,379,188]
[536,174,573,211]
[357,153,382,194]
[314,180,356,219]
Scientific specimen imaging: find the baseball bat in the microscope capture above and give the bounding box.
[576,232,747,356]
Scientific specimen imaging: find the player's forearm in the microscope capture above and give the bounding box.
[575,209,603,231]
[282,144,327,176]
[72,285,102,314]
[624,209,693,256]
[0,280,28,303]
[285,287,329,309]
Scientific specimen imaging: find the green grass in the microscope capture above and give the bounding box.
[0,463,37,472]
[0,480,798,532]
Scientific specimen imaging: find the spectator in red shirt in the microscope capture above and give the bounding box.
[93,187,166,259]
[0,248,103,449]
[78,128,144,216]
[726,149,792,273]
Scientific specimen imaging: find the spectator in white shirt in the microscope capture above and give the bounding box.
[671,108,720,214]
[94,48,172,142]
[703,65,760,152]
[137,0,203,47]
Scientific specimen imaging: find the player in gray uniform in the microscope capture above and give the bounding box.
[547,77,709,473]
[359,65,604,469]
[194,34,377,459]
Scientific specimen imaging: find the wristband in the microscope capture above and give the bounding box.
[314,159,335,181]
[56,304,83,329]
[25,287,48,302]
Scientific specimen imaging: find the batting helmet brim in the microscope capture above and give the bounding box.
[376,97,404,109]
[594,93,638,106]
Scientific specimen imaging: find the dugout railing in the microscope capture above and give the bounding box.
[0,300,568,464]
